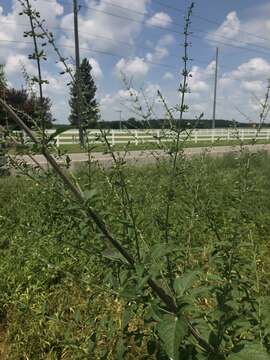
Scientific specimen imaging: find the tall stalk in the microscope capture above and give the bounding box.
[163,3,194,290]
[19,0,46,143]
[0,96,220,356]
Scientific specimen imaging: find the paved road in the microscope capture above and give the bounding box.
[15,144,270,168]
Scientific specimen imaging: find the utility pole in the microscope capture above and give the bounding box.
[212,47,219,129]
[73,0,84,147]
[116,110,122,130]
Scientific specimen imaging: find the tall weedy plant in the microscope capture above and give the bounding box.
[1,1,270,358]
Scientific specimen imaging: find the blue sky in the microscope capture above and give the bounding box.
[1,0,270,123]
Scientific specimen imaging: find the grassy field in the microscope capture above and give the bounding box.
[1,151,270,358]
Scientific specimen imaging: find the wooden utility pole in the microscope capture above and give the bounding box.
[212,47,219,129]
[73,0,84,147]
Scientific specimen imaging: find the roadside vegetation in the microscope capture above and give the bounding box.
[1,152,270,358]
[1,1,270,358]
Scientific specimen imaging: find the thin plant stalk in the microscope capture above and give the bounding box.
[0,96,219,356]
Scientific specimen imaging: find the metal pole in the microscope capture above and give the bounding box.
[212,47,219,129]
[73,0,84,147]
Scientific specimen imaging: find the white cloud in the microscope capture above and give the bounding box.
[229,58,270,80]
[114,57,149,80]
[163,72,174,80]
[240,80,264,93]
[89,58,103,79]
[206,5,270,50]
[5,54,36,77]
[146,47,168,62]
[146,12,172,28]
[188,66,210,93]
[60,0,150,56]
[207,11,240,42]
[145,34,175,63]
[158,34,175,46]
[100,83,162,120]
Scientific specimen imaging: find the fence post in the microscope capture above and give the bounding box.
[156,130,160,144]
[194,129,198,143]
[111,130,115,146]
[135,130,138,146]
[211,129,215,143]
[56,135,60,148]
[241,129,244,141]
[227,129,230,141]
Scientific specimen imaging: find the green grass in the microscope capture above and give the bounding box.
[1,152,270,358]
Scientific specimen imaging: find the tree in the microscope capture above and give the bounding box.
[0,64,53,129]
[0,87,53,129]
[69,58,99,128]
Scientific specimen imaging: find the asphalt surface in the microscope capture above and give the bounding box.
[13,143,270,169]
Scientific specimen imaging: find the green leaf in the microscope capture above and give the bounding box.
[122,307,134,329]
[174,271,199,297]
[150,243,179,260]
[157,315,188,360]
[74,308,81,323]
[83,189,98,200]
[116,338,126,359]
[227,343,270,360]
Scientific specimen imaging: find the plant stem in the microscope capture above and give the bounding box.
[0,96,220,356]
[23,0,46,143]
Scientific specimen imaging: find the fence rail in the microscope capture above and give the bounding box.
[15,128,270,147]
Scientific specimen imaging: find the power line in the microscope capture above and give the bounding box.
[0,38,179,70]
[192,34,270,58]
[78,4,184,35]
[3,14,270,60]
[0,20,241,72]
[151,0,270,44]
[81,0,270,47]
[1,7,270,72]
[0,37,244,73]
[78,0,270,55]
[0,19,181,60]
[4,1,270,58]
[18,0,270,46]
[61,4,270,57]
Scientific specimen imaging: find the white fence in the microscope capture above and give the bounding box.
[18,128,270,147]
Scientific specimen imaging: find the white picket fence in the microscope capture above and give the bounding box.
[46,128,270,147]
[16,128,270,147]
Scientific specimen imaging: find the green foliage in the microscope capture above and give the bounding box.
[157,315,188,360]
[69,58,99,128]
[1,152,270,358]
[1,87,53,129]
[6,2,269,357]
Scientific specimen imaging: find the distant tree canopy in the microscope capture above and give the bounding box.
[0,64,53,129]
[85,118,262,129]
[69,58,99,128]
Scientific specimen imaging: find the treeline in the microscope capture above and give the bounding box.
[54,118,269,130]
